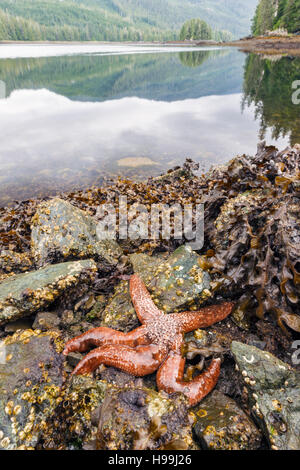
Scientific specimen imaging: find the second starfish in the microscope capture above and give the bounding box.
[64,274,234,406]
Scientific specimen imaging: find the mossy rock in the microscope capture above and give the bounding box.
[231,341,300,450]
[0,329,64,450]
[0,260,97,325]
[31,198,123,267]
[102,246,211,331]
[193,390,261,450]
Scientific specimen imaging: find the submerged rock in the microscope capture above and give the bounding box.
[31,198,123,267]
[96,385,193,450]
[193,390,261,450]
[0,329,64,450]
[0,260,97,325]
[231,341,300,450]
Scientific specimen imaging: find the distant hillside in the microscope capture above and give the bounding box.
[252,0,300,35]
[0,0,258,41]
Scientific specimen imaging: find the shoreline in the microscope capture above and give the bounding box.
[223,35,300,55]
[0,40,218,46]
[1,36,300,56]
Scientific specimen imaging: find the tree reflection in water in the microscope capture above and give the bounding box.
[242,53,300,146]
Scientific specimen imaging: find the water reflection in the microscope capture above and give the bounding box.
[0,49,243,102]
[179,50,210,67]
[242,54,300,145]
[0,48,293,206]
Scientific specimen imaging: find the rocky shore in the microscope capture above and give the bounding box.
[0,143,299,450]
[224,35,300,55]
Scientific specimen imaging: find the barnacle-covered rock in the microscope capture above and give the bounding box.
[96,385,193,450]
[101,280,138,332]
[0,260,97,325]
[193,390,261,450]
[31,198,123,267]
[32,311,61,332]
[40,375,108,450]
[231,341,300,450]
[102,246,211,331]
[0,250,33,275]
[148,245,211,313]
[130,252,166,283]
[0,329,64,450]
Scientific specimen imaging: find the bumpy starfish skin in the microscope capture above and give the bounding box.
[64,274,234,406]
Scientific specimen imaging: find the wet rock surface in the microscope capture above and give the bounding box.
[96,385,193,450]
[40,376,108,450]
[101,246,211,331]
[101,280,138,332]
[148,245,211,313]
[231,341,300,450]
[0,250,33,275]
[0,260,97,325]
[0,329,64,450]
[31,198,123,268]
[193,390,261,450]
[32,311,60,332]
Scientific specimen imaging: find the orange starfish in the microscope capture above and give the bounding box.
[63,274,233,406]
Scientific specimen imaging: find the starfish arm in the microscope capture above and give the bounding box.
[173,302,234,333]
[130,274,162,324]
[156,353,221,407]
[63,325,149,355]
[71,343,169,376]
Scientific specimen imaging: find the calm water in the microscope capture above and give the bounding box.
[0,44,299,206]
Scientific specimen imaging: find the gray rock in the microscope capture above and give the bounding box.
[148,245,211,313]
[65,352,83,368]
[4,319,33,333]
[193,390,261,450]
[0,329,64,450]
[231,341,300,450]
[129,252,165,283]
[31,198,123,267]
[101,280,138,332]
[60,310,76,326]
[32,312,60,331]
[0,260,97,325]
